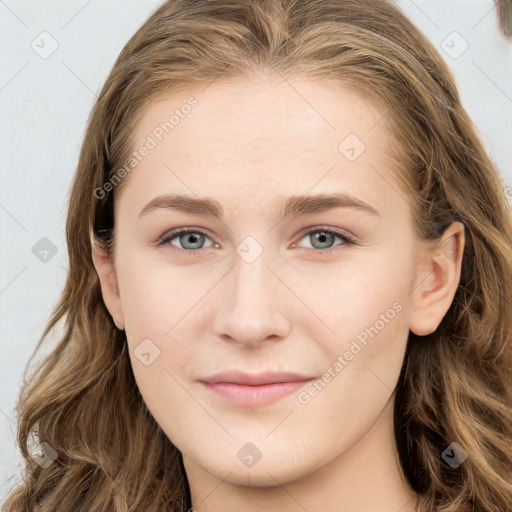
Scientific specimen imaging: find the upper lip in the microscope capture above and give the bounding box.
[201,370,315,386]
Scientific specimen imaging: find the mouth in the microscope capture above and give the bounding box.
[200,370,315,407]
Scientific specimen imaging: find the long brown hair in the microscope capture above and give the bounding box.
[3,1,511,510]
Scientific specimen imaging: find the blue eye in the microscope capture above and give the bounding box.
[296,228,356,252]
[156,227,217,254]
[156,226,356,255]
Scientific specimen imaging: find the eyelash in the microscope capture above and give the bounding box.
[155,226,357,256]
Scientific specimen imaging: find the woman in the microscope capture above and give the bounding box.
[4,0,511,511]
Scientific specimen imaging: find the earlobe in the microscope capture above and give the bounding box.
[409,222,465,336]
[91,242,125,330]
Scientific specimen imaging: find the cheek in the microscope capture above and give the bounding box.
[305,248,412,343]
[116,254,203,401]
[116,250,214,335]
[302,251,412,406]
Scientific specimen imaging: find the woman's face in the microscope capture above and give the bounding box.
[94,71,462,499]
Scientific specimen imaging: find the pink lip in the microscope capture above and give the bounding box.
[200,370,315,407]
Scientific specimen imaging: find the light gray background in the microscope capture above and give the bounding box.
[1,0,511,503]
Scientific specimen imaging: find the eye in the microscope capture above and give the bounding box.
[294,227,356,254]
[155,227,218,255]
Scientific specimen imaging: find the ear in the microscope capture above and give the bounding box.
[409,221,465,336]
[92,242,125,330]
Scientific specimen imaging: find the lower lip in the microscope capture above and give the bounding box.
[202,380,311,407]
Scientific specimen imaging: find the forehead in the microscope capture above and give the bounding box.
[132,74,387,156]
[120,74,409,221]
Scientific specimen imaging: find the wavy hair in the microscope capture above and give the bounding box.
[3,0,511,511]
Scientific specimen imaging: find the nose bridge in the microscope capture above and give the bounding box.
[233,239,273,307]
[212,235,290,346]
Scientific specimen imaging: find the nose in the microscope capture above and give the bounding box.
[211,244,291,348]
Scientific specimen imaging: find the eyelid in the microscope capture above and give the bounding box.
[294,225,356,244]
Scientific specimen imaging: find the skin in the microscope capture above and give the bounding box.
[93,69,465,512]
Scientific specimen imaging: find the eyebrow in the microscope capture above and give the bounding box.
[138,192,381,221]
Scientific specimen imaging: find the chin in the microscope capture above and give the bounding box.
[210,460,307,488]
[189,443,317,488]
